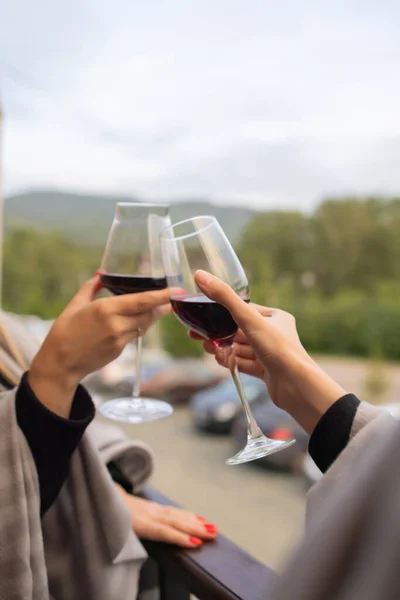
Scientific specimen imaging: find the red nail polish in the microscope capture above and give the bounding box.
[189,537,203,546]
[197,516,206,522]
[205,524,217,534]
[94,270,101,277]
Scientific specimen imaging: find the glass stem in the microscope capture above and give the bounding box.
[224,344,262,439]
[132,335,143,401]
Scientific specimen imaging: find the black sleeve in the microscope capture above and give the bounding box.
[15,372,95,516]
[308,393,361,473]
[107,461,134,495]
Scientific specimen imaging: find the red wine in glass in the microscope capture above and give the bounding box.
[98,202,173,424]
[100,273,167,295]
[171,294,248,345]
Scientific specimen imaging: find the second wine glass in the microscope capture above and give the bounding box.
[160,216,295,464]
[99,202,174,423]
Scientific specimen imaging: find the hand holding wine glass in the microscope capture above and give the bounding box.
[29,276,170,419]
[98,202,174,423]
[192,273,347,435]
[160,216,295,465]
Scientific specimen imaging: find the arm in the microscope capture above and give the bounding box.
[308,393,360,472]
[307,394,379,472]
[16,373,94,516]
[13,275,171,516]
[193,270,381,468]
[272,410,400,600]
[89,419,218,549]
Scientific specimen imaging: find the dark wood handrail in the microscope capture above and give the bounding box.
[141,487,278,600]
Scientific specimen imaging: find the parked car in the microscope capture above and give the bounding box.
[231,394,309,471]
[84,344,172,396]
[141,359,226,405]
[190,374,266,433]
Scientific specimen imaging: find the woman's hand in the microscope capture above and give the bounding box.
[191,305,305,385]
[115,485,217,548]
[192,270,346,434]
[29,276,171,418]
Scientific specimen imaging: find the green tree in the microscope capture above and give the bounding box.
[3,228,101,318]
[160,313,204,358]
[237,211,312,304]
[312,198,396,295]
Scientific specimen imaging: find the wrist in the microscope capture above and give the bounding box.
[29,354,79,418]
[283,354,347,435]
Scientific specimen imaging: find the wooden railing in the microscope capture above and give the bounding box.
[142,488,278,600]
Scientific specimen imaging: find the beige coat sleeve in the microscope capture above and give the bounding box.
[273,408,399,600]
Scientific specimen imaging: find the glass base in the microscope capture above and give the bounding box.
[99,397,174,424]
[226,434,296,465]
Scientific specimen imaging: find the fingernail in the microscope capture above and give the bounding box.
[205,524,218,534]
[189,537,203,546]
[93,271,102,293]
[197,516,206,522]
[195,270,213,286]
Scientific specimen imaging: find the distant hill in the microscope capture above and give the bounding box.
[4,190,255,246]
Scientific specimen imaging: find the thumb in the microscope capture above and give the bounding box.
[194,270,265,334]
[64,277,101,314]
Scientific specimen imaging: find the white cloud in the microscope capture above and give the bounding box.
[1,0,400,208]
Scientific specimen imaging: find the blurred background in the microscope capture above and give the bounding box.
[1,0,400,571]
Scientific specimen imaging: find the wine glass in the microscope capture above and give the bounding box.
[160,216,295,465]
[98,202,174,423]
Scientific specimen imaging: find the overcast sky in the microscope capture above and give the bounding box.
[1,0,399,209]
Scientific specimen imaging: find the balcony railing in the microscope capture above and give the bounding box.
[142,488,278,600]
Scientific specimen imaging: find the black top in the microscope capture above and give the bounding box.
[308,393,361,473]
[15,373,95,516]
[14,371,133,516]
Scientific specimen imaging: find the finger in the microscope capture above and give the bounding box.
[233,342,257,361]
[113,288,171,316]
[64,277,101,314]
[191,325,263,348]
[194,271,266,334]
[114,306,172,348]
[200,328,250,346]
[235,326,274,345]
[153,303,172,320]
[207,341,256,364]
[212,347,261,376]
[200,328,250,347]
[93,270,103,294]
[189,331,206,341]
[189,332,218,355]
[228,356,265,380]
[202,339,217,355]
[151,524,204,548]
[161,510,217,539]
[231,327,266,346]
[195,271,261,322]
[251,303,275,317]
[116,311,160,340]
[232,329,249,344]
